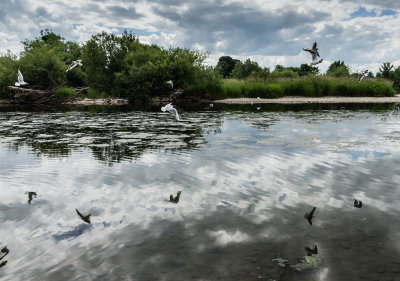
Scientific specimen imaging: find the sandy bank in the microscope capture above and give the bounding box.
[214,96,400,104]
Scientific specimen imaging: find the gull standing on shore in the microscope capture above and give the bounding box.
[161,103,180,121]
[15,69,28,86]
[66,60,83,72]
[303,42,323,66]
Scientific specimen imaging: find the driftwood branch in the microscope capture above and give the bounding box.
[7,86,55,104]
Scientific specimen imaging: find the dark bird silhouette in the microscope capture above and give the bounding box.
[0,246,9,266]
[26,191,37,204]
[354,199,362,208]
[304,207,316,225]
[305,245,318,256]
[168,191,182,203]
[76,209,91,224]
[0,246,9,255]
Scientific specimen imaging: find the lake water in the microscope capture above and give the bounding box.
[0,104,400,281]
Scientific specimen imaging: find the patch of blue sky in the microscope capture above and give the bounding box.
[349,7,397,19]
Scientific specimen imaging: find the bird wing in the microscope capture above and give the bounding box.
[161,103,173,112]
[303,49,318,61]
[18,70,24,84]
[312,42,317,50]
[309,207,316,216]
[167,108,180,121]
[76,209,84,220]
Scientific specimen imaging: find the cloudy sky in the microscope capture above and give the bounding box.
[1,0,400,73]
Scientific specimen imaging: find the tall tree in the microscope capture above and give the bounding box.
[376,62,394,79]
[231,59,261,79]
[216,56,239,78]
[326,60,350,77]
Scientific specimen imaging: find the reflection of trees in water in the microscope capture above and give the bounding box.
[0,111,224,165]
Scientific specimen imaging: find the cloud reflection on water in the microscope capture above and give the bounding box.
[0,107,400,280]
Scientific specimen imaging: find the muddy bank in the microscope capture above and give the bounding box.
[214,96,400,104]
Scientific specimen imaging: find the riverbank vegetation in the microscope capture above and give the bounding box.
[0,30,398,104]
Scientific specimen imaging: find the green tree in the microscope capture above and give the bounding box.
[215,56,239,78]
[392,66,400,89]
[376,62,394,79]
[0,51,18,97]
[326,60,350,77]
[231,59,261,79]
[298,64,319,76]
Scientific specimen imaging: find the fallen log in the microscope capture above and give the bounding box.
[8,86,55,104]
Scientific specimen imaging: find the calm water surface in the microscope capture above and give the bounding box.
[0,104,400,281]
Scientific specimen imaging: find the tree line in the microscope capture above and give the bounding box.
[215,56,400,89]
[0,29,217,103]
[1,30,399,104]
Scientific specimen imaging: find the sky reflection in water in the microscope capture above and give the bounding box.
[0,105,400,281]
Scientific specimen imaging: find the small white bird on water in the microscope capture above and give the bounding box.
[15,69,28,87]
[66,60,83,72]
[167,80,173,88]
[161,103,180,121]
[303,42,323,66]
[358,69,368,83]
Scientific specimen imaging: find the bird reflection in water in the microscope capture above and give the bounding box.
[354,199,362,208]
[305,245,318,256]
[304,207,316,225]
[0,246,9,268]
[76,209,91,224]
[167,191,182,203]
[25,191,37,204]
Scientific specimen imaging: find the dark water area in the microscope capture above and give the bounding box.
[0,103,400,281]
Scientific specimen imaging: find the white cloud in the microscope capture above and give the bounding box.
[0,0,399,73]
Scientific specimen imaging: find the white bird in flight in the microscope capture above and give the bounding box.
[161,103,180,121]
[167,80,173,88]
[358,69,368,83]
[66,60,83,72]
[303,42,323,66]
[15,69,28,87]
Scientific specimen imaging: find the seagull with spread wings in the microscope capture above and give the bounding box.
[358,70,368,83]
[303,42,323,66]
[161,103,180,121]
[66,60,83,72]
[15,69,28,87]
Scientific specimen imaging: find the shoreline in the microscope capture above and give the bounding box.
[214,96,400,104]
[0,98,129,106]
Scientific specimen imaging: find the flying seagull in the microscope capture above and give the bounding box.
[76,209,91,224]
[167,80,173,88]
[161,103,180,121]
[358,70,368,83]
[353,199,362,208]
[305,245,318,256]
[303,42,323,66]
[25,191,37,204]
[15,69,28,87]
[66,60,83,72]
[168,191,182,203]
[304,207,316,225]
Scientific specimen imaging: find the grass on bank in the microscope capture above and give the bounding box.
[185,76,396,100]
